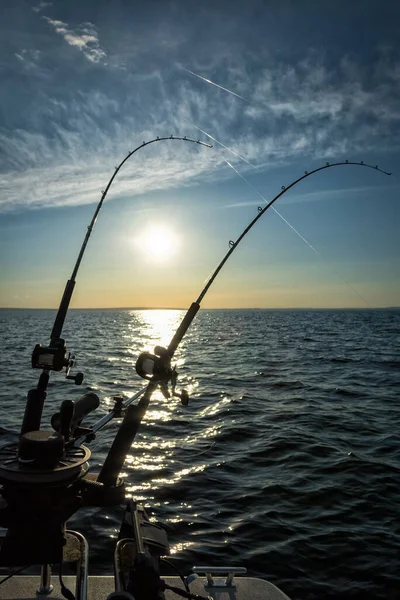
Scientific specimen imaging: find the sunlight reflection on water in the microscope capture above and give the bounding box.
[133,309,184,351]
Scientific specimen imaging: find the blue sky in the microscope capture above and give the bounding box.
[0,0,399,308]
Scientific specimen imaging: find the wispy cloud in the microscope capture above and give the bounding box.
[182,51,400,160]
[1,10,400,214]
[14,48,41,63]
[221,183,399,210]
[0,90,220,211]
[32,1,52,13]
[43,17,106,63]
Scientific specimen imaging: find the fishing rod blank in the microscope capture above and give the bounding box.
[24,136,212,436]
[50,136,212,343]
[81,160,391,486]
[166,160,391,357]
[76,161,390,448]
[71,159,391,448]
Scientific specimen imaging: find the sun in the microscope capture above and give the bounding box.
[138,225,179,262]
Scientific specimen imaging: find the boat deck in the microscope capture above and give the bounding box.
[0,575,290,600]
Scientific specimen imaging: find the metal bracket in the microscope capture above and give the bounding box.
[192,566,247,588]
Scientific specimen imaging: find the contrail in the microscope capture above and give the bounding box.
[182,68,250,103]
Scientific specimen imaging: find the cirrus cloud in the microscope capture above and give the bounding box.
[43,17,106,63]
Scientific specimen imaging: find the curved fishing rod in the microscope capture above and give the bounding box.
[166,160,390,355]
[61,158,393,490]
[51,136,212,343]
[23,136,211,435]
[96,159,391,486]
[75,158,392,444]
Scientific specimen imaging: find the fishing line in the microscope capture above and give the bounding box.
[180,113,373,306]
[186,120,257,168]
[181,70,382,305]
[225,160,319,252]
[224,160,370,306]
[189,119,363,300]
[0,565,31,586]
[165,160,390,359]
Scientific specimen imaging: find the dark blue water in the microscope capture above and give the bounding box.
[0,308,399,599]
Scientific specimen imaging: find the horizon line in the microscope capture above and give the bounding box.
[0,306,399,311]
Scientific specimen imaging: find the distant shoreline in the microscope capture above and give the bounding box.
[1,306,399,311]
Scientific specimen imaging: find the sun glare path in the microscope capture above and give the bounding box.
[135,309,183,348]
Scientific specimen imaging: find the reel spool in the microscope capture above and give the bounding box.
[0,433,91,565]
[0,434,90,485]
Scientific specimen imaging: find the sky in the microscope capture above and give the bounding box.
[0,0,399,309]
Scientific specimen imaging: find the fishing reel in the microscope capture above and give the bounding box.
[32,337,84,384]
[0,429,91,565]
[135,346,189,406]
[0,389,127,567]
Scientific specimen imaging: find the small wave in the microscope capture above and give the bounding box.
[333,387,367,398]
[330,357,358,363]
[268,380,306,390]
[0,426,19,439]
[376,359,400,369]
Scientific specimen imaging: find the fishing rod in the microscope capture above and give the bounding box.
[0,135,214,587]
[79,158,389,488]
[72,159,391,477]
[22,135,212,436]
[161,160,391,358]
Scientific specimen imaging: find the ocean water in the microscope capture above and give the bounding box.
[0,308,399,599]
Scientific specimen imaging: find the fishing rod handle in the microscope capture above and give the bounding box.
[97,405,138,487]
[20,386,48,436]
[97,383,155,487]
[58,399,74,440]
[50,279,75,341]
[51,392,100,434]
[167,302,200,357]
[73,388,147,446]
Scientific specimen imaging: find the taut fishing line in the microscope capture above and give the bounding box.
[180,68,392,305]
[132,156,390,434]
[186,121,257,168]
[14,112,391,438]
[182,115,376,306]
[224,159,370,306]
[225,159,320,253]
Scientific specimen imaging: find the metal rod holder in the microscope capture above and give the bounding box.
[37,564,53,595]
[192,566,247,588]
